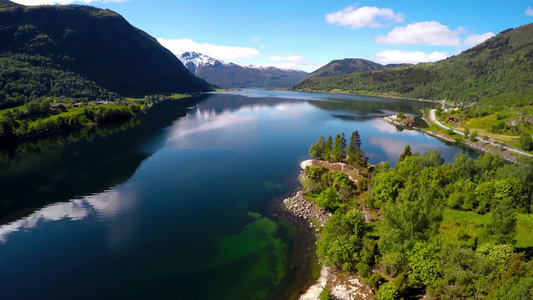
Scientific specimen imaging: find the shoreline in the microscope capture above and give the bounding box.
[291,88,440,104]
[282,160,375,300]
[384,115,521,163]
[0,96,195,148]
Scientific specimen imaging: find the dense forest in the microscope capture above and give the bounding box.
[0,54,117,108]
[0,0,212,144]
[302,132,533,299]
[302,58,410,81]
[0,0,210,101]
[293,23,533,107]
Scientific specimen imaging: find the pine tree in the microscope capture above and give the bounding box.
[331,134,346,162]
[398,145,412,163]
[347,131,368,168]
[309,135,326,159]
[324,135,332,161]
[340,133,347,158]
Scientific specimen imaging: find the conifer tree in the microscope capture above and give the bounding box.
[331,134,346,162]
[347,131,368,168]
[324,135,332,161]
[309,135,326,159]
[348,130,361,153]
[398,145,412,163]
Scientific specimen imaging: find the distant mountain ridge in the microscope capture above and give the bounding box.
[178,52,307,88]
[0,1,210,104]
[292,23,533,106]
[303,58,411,81]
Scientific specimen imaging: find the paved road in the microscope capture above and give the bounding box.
[428,109,532,157]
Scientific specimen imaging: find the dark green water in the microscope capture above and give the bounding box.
[0,90,475,299]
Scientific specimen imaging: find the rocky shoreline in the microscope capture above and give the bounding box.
[282,161,374,300]
[283,190,331,228]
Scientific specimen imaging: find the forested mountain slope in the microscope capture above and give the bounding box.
[293,23,533,107]
[0,0,210,107]
[302,58,409,81]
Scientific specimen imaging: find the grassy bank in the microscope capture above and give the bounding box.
[0,94,190,144]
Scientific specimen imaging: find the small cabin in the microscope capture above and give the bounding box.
[50,104,67,112]
[446,116,455,122]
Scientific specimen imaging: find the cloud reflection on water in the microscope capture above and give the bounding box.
[369,136,452,162]
[0,186,136,244]
[371,118,419,136]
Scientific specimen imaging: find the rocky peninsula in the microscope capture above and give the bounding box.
[283,159,374,300]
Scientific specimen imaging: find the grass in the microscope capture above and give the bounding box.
[168,93,190,100]
[303,193,319,202]
[438,208,490,248]
[438,209,533,249]
[516,213,533,248]
[2,94,190,139]
[434,113,528,149]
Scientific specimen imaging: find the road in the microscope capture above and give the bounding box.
[428,109,532,157]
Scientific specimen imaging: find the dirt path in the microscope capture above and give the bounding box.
[300,159,359,183]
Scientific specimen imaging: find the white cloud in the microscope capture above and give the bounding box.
[375,21,463,46]
[12,0,129,4]
[326,6,404,29]
[270,55,307,64]
[251,36,260,42]
[526,6,533,16]
[157,38,260,61]
[463,32,495,47]
[375,50,449,64]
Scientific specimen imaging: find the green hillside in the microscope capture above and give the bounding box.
[303,58,385,81]
[293,23,533,107]
[0,0,210,106]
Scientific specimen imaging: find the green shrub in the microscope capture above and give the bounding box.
[357,262,371,278]
[319,288,333,300]
[470,131,478,142]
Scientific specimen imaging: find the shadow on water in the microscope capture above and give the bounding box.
[0,97,203,223]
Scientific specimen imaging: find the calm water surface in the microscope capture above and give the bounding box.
[0,90,475,299]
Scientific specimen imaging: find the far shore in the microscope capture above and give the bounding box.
[290,88,440,104]
[383,114,521,163]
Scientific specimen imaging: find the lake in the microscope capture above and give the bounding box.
[0,90,475,299]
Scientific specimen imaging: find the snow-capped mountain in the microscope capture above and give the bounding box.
[178,52,307,88]
[179,51,229,75]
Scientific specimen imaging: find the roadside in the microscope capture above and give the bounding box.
[428,109,532,157]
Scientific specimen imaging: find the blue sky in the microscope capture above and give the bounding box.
[12,0,533,71]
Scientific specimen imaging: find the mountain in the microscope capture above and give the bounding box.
[302,58,411,81]
[178,52,307,88]
[303,58,385,80]
[0,1,210,106]
[292,23,533,107]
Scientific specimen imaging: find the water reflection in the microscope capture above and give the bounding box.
[371,119,419,136]
[0,185,136,244]
[167,109,259,150]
